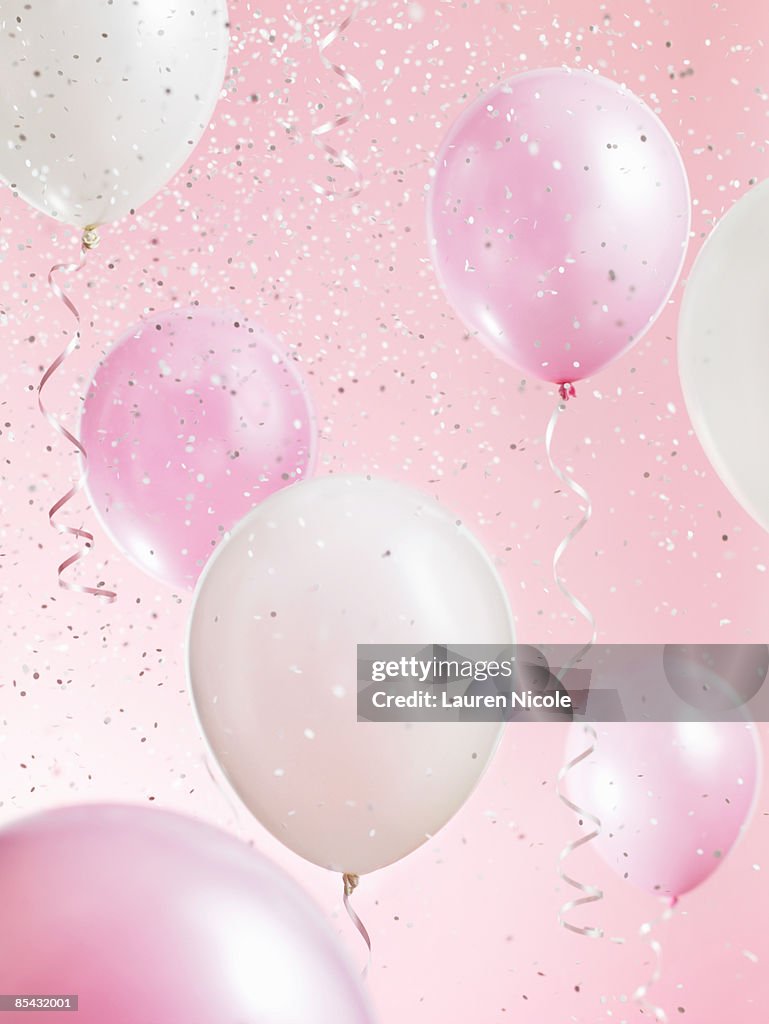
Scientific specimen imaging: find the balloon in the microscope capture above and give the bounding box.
[188,474,513,876]
[565,722,761,900]
[428,67,690,386]
[0,2,229,228]
[663,644,769,715]
[0,804,373,1024]
[81,308,315,590]
[678,178,769,533]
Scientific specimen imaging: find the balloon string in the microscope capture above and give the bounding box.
[342,873,372,977]
[39,227,116,602]
[311,1,365,199]
[633,900,676,1021]
[545,399,596,666]
[546,398,602,938]
[556,724,604,938]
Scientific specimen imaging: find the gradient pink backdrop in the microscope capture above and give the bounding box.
[2,1,768,1021]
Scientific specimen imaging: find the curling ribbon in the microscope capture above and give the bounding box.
[633,899,676,1022]
[38,227,116,602]
[545,400,597,665]
[342,873,372,977]
[546,399,602,938]
[311,2,365,199]
[555,724,604,938]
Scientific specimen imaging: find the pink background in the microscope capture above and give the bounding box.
[2,0,768,1020]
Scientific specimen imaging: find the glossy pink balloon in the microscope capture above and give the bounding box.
[429,67,690,386]
[81,308,316,589]
[565,722,761,900]
[0,805,372,1024]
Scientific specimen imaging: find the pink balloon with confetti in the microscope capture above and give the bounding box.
[0,804,372,1024]
[429,67,691,391]
[81,308,316,589]
[565,721,761,900]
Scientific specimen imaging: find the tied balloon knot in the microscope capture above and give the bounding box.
[81,225,100,251]
[558,382,577,402]
[343,872,359,897]
[342,872,371,977]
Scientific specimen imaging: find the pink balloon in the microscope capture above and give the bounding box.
[81,308,316,589]
[565,723,761,900]
[429,67,690,386]
[0,805,372,1024]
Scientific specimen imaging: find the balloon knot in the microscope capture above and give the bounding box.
[82,225,100,251]
[558,382,577,402]
[343,872,360,897]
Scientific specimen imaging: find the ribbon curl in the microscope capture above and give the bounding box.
[311,2,365,199]
[545,400,597,664]
[342,872,372,977]
[39,226,116,602]
[555,724,603,938]
[633,900,676,1021]
[546,399,602,937]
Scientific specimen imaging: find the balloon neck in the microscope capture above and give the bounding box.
[343,872,360,897]
[558,382,577,402]
[82,225,101,252]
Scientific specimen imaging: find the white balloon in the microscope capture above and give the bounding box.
[187,475,513,876]
[0,1,229,228]
[678,179,769,532]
